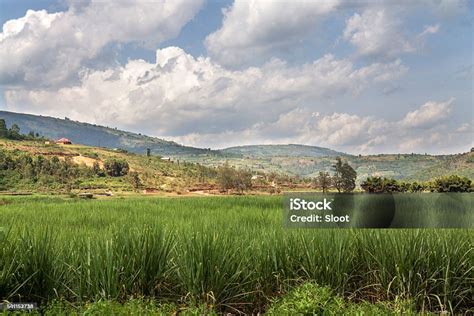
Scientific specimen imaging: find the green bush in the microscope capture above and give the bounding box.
[361,176,472,193]
[217,163,252,193]
[267,283,417,315]
[40,299,216,315]
[433,175,472,192]
[103,158,129,177]
[409,181,424,192]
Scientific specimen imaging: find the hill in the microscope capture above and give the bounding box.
[182,151,474,182]
[0,111,215,156]
[0,138,220,194]
[1,111,472,182]
[221,144,346,158]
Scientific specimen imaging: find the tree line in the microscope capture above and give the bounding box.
[0,119,45,141]
[360,175,472,193]
[0,150,94,190]
[0,148,133,191]
[312,157,472,193]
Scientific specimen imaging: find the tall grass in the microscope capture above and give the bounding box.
[0,196,472,314]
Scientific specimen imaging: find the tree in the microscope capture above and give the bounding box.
[399,181,410,192]
[8,124,21,140]
[92,161,104,177]
[332,157,344,192]
[217,163,252,193]
[0,119,7,138]
[382,178,400,192]
[217,162,235,192]
[128,171,142,191]
[361,176,384,193]
[409,182,424,192]
[433,175,472,192]
[341,162,357,192]
[234,169,252,193]
[103,158,129,177]
[317,171,331,192]
[332,157,357,192]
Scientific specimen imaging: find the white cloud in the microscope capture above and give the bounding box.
[5,52,468,153]
[418,24,440,38]
[167,99,469,155]
[343,8,414,59]
[0,0,203,87]
[205,0,340,67]
[400,98,454,128]
[1,0,470,155]
[4,46,407,142]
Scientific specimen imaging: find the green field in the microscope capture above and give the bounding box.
[1,196,473,314]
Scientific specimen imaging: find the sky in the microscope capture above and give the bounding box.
[0,0,472,154]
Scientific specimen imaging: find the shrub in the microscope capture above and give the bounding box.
[128,171,142,191]
[217,163,252,193]
[362,177,420,193]
[103,158,129,177]
[266,283,416,315]
[266,283,344,314]
[360,176,385,193]
[433,175,472,192]
[409,181,424,192]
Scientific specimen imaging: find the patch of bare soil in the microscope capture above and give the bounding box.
[72,156,102,167]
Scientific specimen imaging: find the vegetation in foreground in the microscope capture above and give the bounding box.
[1,196,472,314]
[1,284,422,315]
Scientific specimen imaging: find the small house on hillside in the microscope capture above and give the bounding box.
[56,138,72,145]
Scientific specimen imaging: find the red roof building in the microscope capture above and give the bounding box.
[56,138,72,144]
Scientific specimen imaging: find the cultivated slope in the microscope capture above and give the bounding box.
[1,111,472,181]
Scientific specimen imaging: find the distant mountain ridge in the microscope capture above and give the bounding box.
[0,110,213,156]
[222,144,346,157]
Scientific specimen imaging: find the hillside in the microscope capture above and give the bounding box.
[222,144,346,158]
[0,139,220,194]
[183,152,474,182]
[1,111,472,182]
[0,111,215,156]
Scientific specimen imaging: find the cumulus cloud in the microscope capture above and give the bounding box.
[205,0,466,67]
[400,98,454,128]
[342,0,469,60]
[0,0,203,87]
[4,46,407,143]
[167,99,469,155]
[1,1,470,155]
[343,8,414,59]
[205,0,340,67]
[4,46,468,153]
